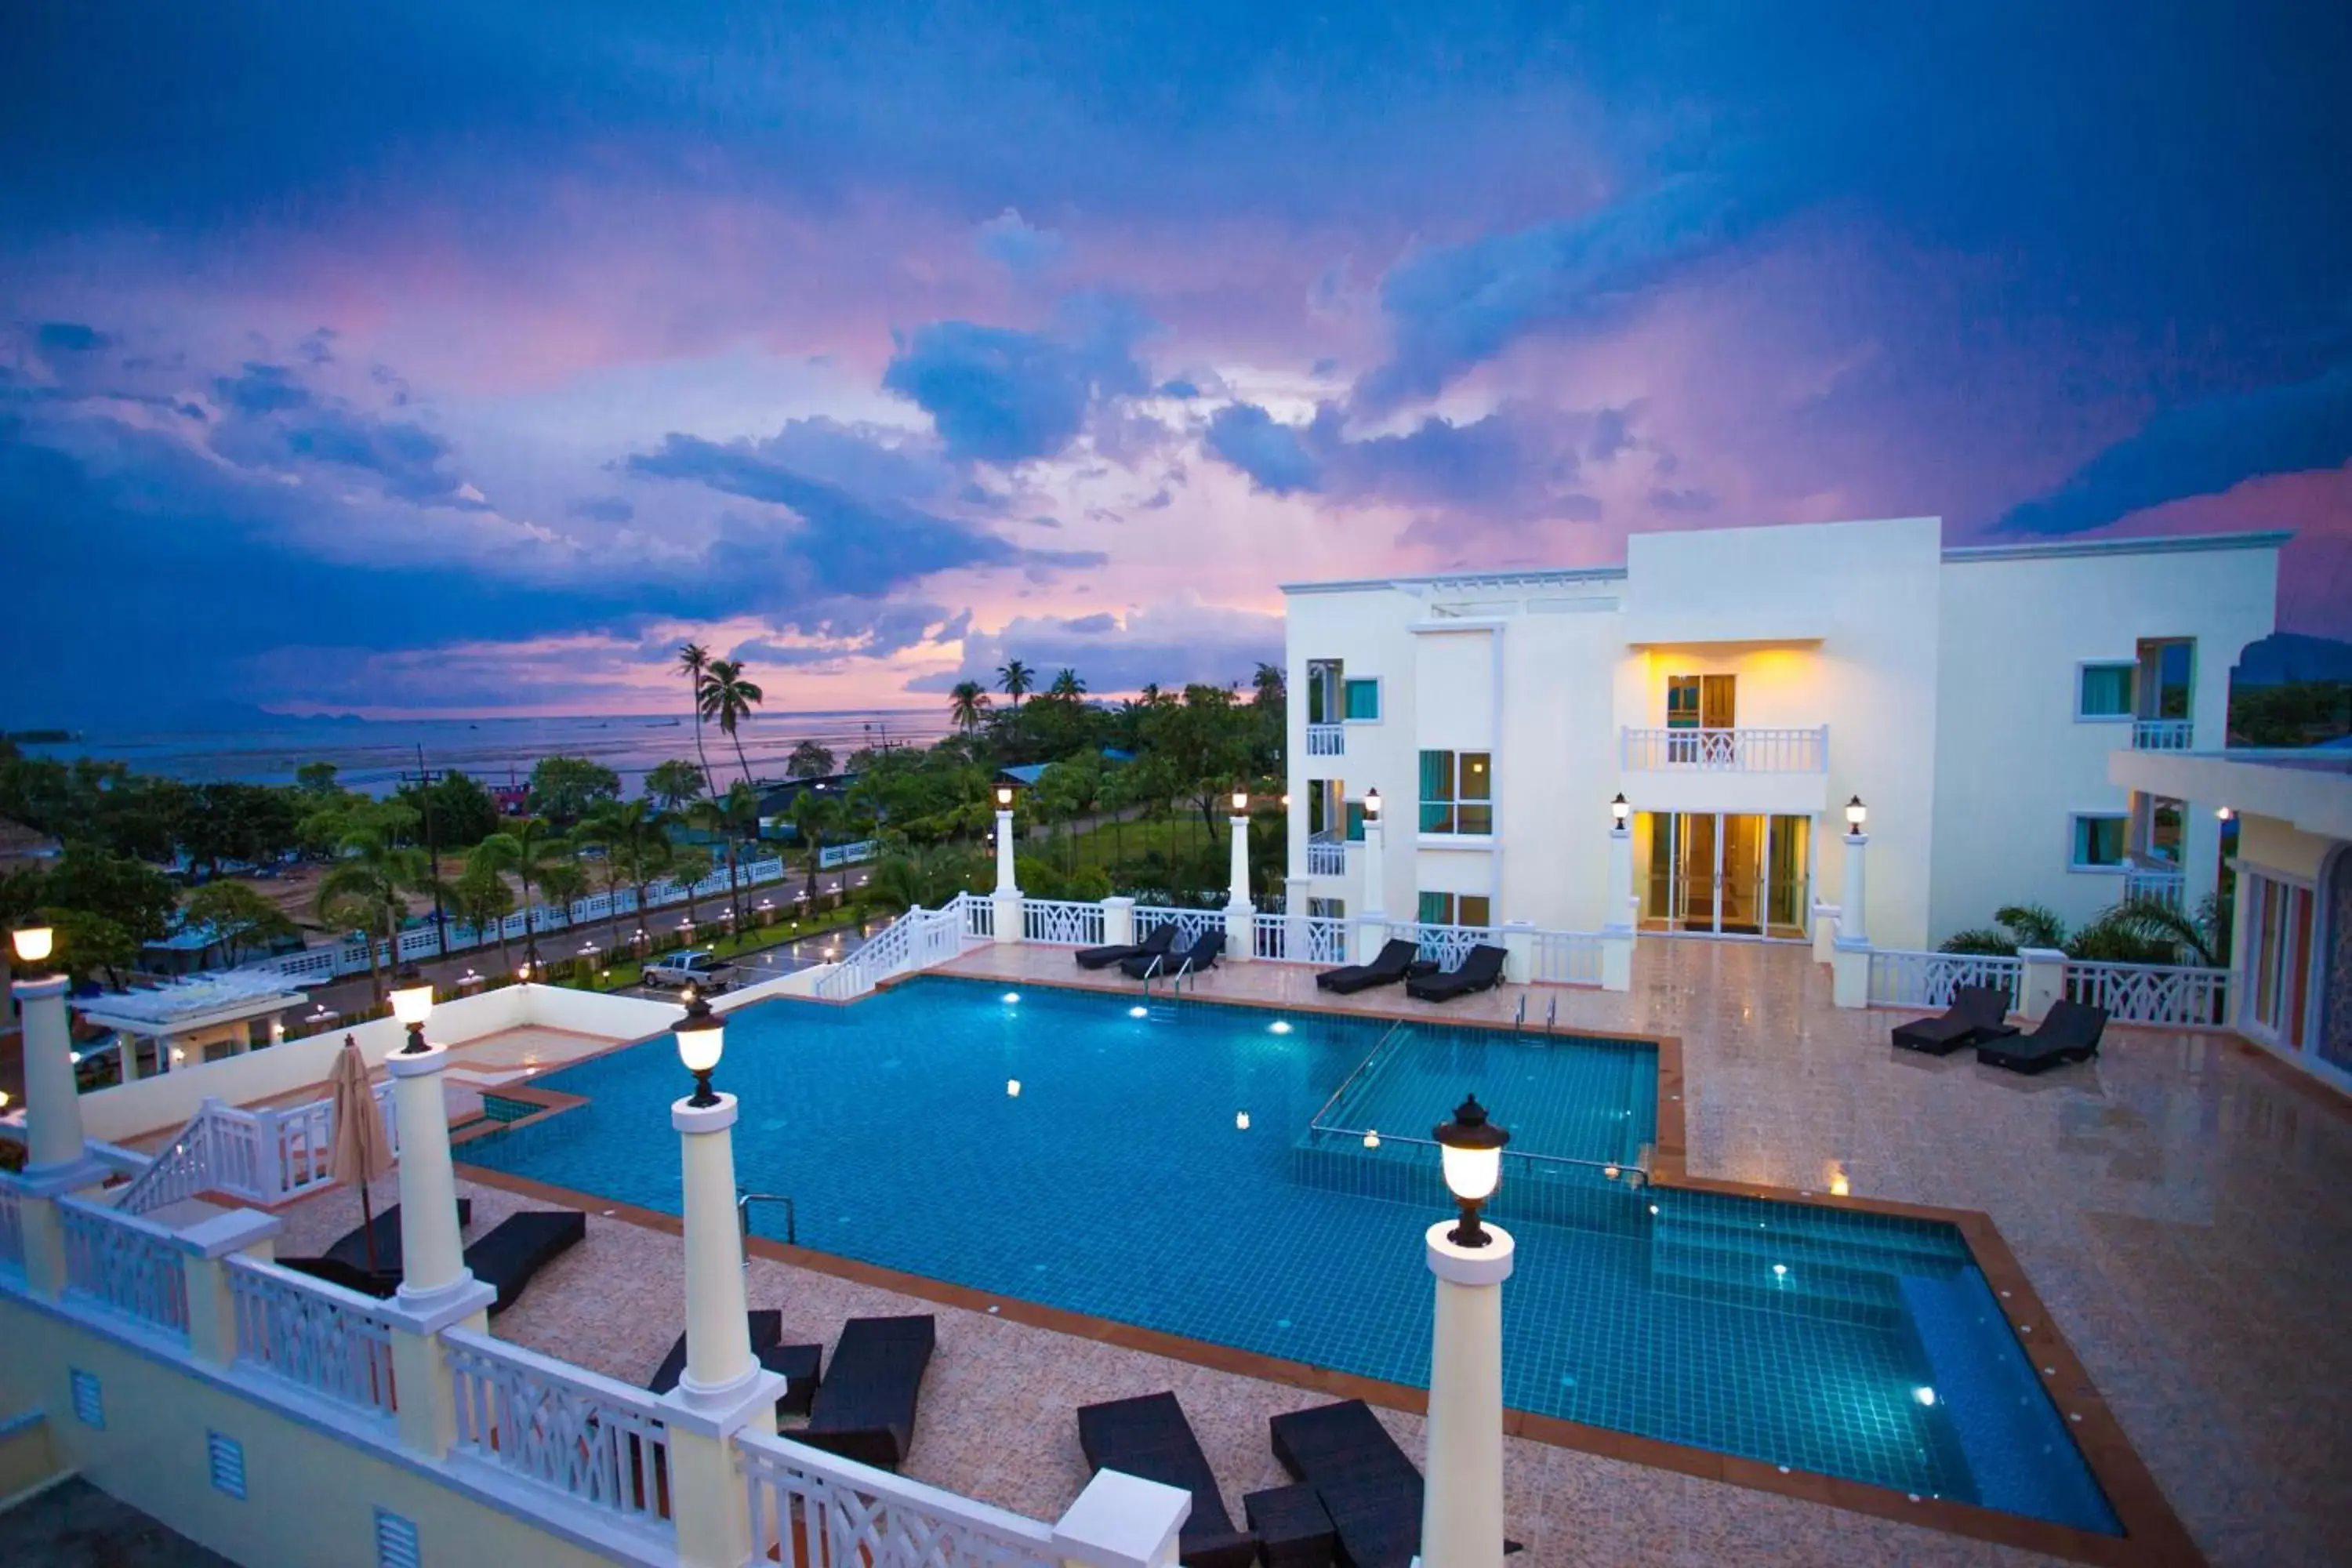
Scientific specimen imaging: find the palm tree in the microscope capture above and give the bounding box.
[698,659,766,786]
[948,681,993,735]
[670,846,715,927]
[1250,662,1285,706]
[791,790,846,907]
[996,659,1035,742]
[475,818,575,971]
[677,641,715,787]
[314,826,438,1002]
[687,786,751,932]
[452,857,517,970]
[1049,668,1086,699]
[582,799,673,952]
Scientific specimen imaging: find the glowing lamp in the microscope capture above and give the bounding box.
[1232,788,1249,812]
[11,925,53,965]
[1610,793,1630,829]
[1844,795,1867,835]
[995,785,1014,808]
[1363,787,1381,819]
[675,992,725,1106]
[1433,1094,1511,1248]
[390,963,434,1054]
[2216,805,2234,823]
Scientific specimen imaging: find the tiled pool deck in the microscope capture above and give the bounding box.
[275,939,2351,1567]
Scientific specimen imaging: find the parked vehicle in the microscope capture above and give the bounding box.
[642,949,733,991]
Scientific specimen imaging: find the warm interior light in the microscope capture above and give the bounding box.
[996,785,1014,808]
[1844,794,1867,833]
[11,926,53,964]
[2216,805,2234,822]
[1232,788,1249,812]
[1279,793,1291,807]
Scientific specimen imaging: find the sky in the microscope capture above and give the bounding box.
[2,3,2349,727]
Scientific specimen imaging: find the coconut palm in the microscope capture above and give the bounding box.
[948,681,992,735]
[451,858,517,969]
[474,818,575,970]
[698,659,766,786]
[687,783,754,931]
[581,799,674,952]
[677,642,716,787]
[670,846,715,925]
[1250,661,1286,706]
[792,790,846,906]
[314,826,440,1002]
[1049,667,1086,699]
[997,659,1035,711]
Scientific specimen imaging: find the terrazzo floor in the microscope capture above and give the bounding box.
[272,939,2352,1568]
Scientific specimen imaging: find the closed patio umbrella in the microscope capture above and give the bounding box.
[326,1036,396,1276]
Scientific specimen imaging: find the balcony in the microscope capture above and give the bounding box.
[2132,719,2193,751]
[2123,856,2184,907]
[1620,726,1828,773]
[1306,833,1348,877]
[1307,723,1345,757]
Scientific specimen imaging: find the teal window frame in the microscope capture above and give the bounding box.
[1342,678,1381,721]
[2075,662,2134,720]
[1418,750,1493,835]
[2071,814,2128,869]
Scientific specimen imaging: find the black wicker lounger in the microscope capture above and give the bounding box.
[1270,1399,1520,1567]
[1121,929,1225,980]
[1315,938,1421,996]
[278,1254,400,1298]
[1076,924,1176,971]
[465,1210,585,1316]
[325,1198,474,1272]
[1977,999,2107,1075]
[1075,1392,1257,1568]
[1403,943,1507,1003]
[645,1308,822,1418]
[800,1315,935,1471]
[1890,985,2018,1055]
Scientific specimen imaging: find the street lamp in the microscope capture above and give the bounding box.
[676,989,725,1108]
[1844,795,1867,836]
[1232,787,1250,812]
[1610,793,1630,829]
[390,963,434,1054]
[996,784,1014,808]
[12,924,54,967]
[1432,1094,1510,1247]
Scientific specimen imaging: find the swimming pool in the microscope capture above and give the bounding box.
[463,976,2117,1533]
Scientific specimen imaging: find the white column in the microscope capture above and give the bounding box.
[176,1210,284,1368]
[1053,1469,1192,1568]
[2018,946,2067,1021]
[1838,831,1869,946]
[385,1045,473,1306]
[1831,830,1871,1008]
[117,1029,141,1083]
[674,1095,755,1401]
[993,808,1023,945]
[1498,920,1534,984]
[1102,896,1136,948]
[1600,821,1636,993]
[16,975,86,1174]
[1224,811,1256,960]
[1283,874,1314,964]
[1421,1222,1514,1568]
[1353,812,1389,963]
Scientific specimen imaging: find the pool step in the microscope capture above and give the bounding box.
[1286,1132,1653,1239]
[1650,1203,1970,1277]
[1647,1229,1911,1328]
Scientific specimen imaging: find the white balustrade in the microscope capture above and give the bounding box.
[445,1327,673,1534]
[1252,914,1347,964]
[1306,723,1345,757]
[1306,834,1348,877]
[58,1196,190,1339]
[1619,726,1828,773]
[739,1428,1058,1568]
[2123,866,2186,907]
[0,1177,23,1275]
[1022,898,1108,948]
[1394,922,1497,970]
[2131,719,2194,751]
[2064,960,2230,1027]
[962,894,996,941]
[814,904,967,1000]
[1530,930,1605,985]
[1130,906,1218,949]
[1867,949,2024,1010]
[227,1257,398,1420]
[112,1112,212,1215]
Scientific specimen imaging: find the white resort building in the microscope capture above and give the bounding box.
[1283,516,2282,953]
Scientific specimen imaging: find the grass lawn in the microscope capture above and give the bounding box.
[568,902,884,992]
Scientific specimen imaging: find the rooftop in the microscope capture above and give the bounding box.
[71,972,310,1033]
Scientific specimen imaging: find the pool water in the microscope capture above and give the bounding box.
[465,977,2117,1533]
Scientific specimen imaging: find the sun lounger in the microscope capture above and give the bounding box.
[1315,938,1421,996]
[1403,944,1507,1003]
[1121,929,1225,980]
[1076,924,1176,971]
[1270,1399,1519,1567]
[800,1315,935,1471]
[1890,985,2018,1055]
[645,1308,823,1418]
[1076,1392,1258,1568]
[278,1254,400,1298]
[1977,998,2107,1075]
[464,1210,585,1316]
[325,1198,473,1272]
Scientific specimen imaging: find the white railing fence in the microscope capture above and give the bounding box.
[1305,723,1345,757]
[1531,930,1605,986]
[2131,719,2194,751]
[1022,898,1108,948]
[445,1327,673,1535]
[58,1196,189,1338]
[1253,914,1346,965]
[112,1110,213,1216]
[1867,949,2024,1010]
[227,1257,398,1420]
[1131,906,1219,949]
[739,1428,1058,1568]
[2122,866,2186,907]
[2065,960,2230,1027]
[1306,834,1348,877]
[1393,922,1497,971]
[1620,726,1828,773]
[962,894,996,941]
[0,1178,23,1274]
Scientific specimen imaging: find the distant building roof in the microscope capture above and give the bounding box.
[998,764,1049,787]
[73,972,310,1035]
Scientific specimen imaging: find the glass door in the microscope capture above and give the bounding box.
[1676,812,1720,932]
[1767,814,1811,938]
[1718,815,1766,935]
[1638,811,1811,938]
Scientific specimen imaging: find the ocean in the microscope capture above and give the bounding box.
[13,710,954,794]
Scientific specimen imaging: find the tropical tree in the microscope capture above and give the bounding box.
[948,681,993,735]
[644,759,708,812]
[869,845,990,913]
[532,858,589,968]
[472,818,575,969]
[42,906,137,992]
[580,799,673,952]
[315,826,441,1001]
[791,789,846,906]
[697,659,766,786]
[528,754,622,827]
[1048,667,1086,699]
[452,855,518,969]
[678,641,716,786]
[183,881,298,967]
[997,659,1035,746]
[670,846,715,926]
[1939,895,2224,966]
[786,739,836,779]
[688,780,760,931]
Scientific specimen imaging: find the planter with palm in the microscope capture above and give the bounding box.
[698,659,766,786]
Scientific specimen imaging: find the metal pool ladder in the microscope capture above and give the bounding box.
[739,1190,796,1250]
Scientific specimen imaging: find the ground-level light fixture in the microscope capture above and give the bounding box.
[11,925,53,965]
[1844,795,1867,835]
[996,785,1014,808]
[1129,1005,1149,1019]
[1610,793,1630,829]
[1232,788,1250,812]
[390,963,434,1054]
[1363,787,1381,818]
[2216,805,2234,823]
[1006,1079,1021,1097]
[1434,1094,1510,1248]
[675,990,725,1107]
[1236,1111,1250,1130]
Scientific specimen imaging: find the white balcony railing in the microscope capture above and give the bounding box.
[1867,950,2024,1011]
[1619,726,1828,773]
[2123,865,2186,907]
[1022,898,1106,948]
[59,1196,190,1340]
[740,1428,1059,1568]
[2065,960,2229,1027]
[1530,930,1605,986]
[2131,719,2194,751]
[227,1257,398,1421]
[1131,906,1221,949]
[1393,922,1497,971]
[1307,833,1347,877]
[1306,723,1345,757]
[1254,913,1347,965]
[445,1327,673,1535]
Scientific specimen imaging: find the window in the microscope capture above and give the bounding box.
[1345,800,1366,841]
[1343,678,1381,721]
[1666,673,1734,729]
[1417,891,1492,927]
[2071,814,2127,869]
[1418,750,1493,835]
[2077,662,2134,719]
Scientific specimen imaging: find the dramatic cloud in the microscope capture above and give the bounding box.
[2001,366,2352,535]
[1204,403,1319,495]
[916,596,1284,695]
[881,294,1153,463]
[975,208,1068,274]
[1205,399,1613,523]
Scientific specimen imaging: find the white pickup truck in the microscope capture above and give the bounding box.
[641,949,733,992]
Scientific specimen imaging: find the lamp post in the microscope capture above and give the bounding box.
[1353,788,1388,964]
[1839,795,1869,946]
[379,978,474,1307]
[12,925,91,1176]
[390,963,434,1054]
[1423,1095,1513,1567]
[1225,787,1256,960]
[669,995,757,1401]
[992,783,1022,944]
